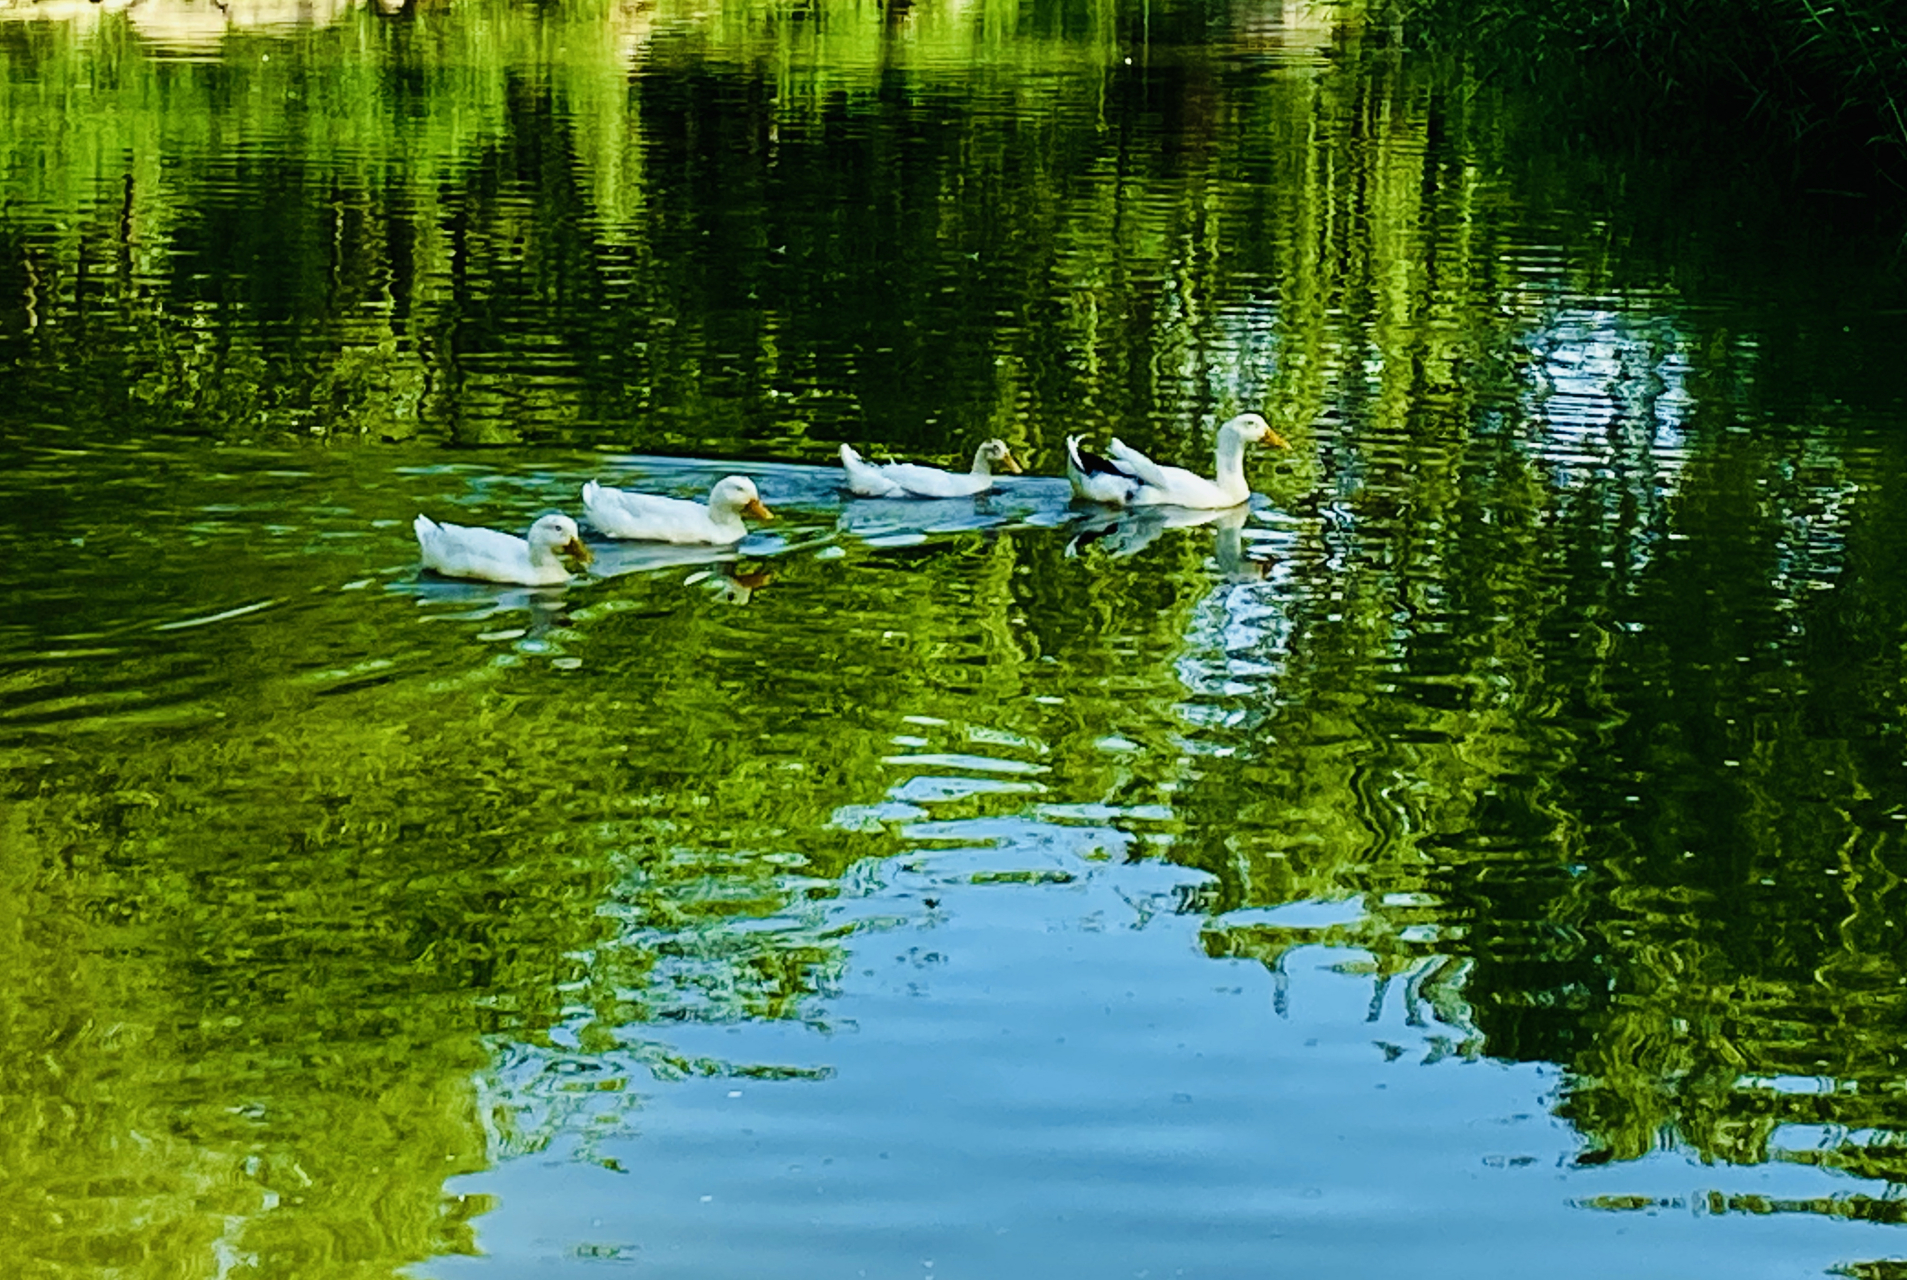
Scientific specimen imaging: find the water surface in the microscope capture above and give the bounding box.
[2,0,1907,1276]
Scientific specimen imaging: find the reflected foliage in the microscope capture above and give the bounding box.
[1398,0,1907,181]
[2,0,1907,1275]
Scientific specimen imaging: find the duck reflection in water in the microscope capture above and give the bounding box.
[1067,504,1276,580]
[579,527,777,603]
[394,576,578,636]
[586,537,745,580]
[686,566,775,606]
[1211,506,1276,583]
[835,492,1018,545]
[558,526,778,606]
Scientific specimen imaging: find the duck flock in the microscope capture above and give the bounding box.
[413,413,1290,586]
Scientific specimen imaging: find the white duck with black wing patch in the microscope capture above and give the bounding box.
[1067,412,1289,509]
[1064,436,1142,506]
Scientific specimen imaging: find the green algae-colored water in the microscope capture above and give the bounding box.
[4,1,1907,1275]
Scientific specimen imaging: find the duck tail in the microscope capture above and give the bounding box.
[840,443,899,497]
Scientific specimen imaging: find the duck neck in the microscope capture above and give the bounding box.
[1213,427,1249,494]
[708,500,748,535]
[969,448,994,478]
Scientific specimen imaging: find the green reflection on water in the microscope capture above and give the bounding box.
[3,0,1907,1275]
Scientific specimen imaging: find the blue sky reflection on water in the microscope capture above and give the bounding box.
[449,845,1897,1279]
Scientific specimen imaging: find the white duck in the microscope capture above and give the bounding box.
[413,512,592,586]
[582,475,774,544]
[1065,412,1289,509]
[839,439,1024,498]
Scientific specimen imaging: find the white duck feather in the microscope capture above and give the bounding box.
[840,439,1024,498]
[1068,412,1288,509]
[582,475,774,544]
[413,512,592,586]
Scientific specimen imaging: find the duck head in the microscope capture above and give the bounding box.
[1222,413,1291,451]
[710,475,775,521]
[978,439,1025,474]
[528,513,593,566]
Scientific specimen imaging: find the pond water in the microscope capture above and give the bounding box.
[4,0,1907,1276]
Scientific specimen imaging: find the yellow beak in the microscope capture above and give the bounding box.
[563,537,594,566]
[1001,452,1025,475]
[744,498,775,521]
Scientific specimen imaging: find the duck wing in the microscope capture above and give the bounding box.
[414,515,537,583]
[1067,437,1133,479]
[1104,438,1179,490]
[1105,438,1234,506]
[883,463,987,498]
[583,480,711,540]
[1066,436,1140,505]
[840,444,908,497]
